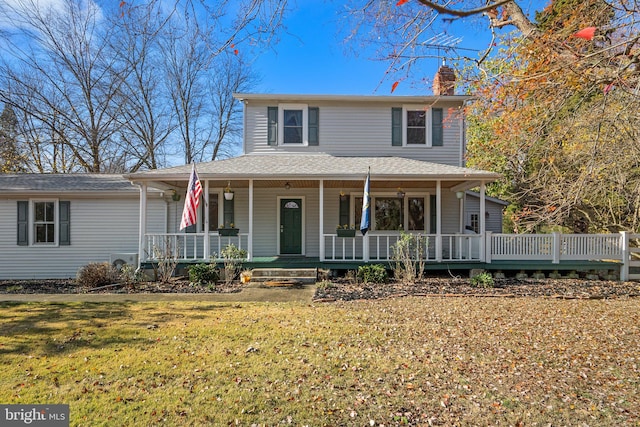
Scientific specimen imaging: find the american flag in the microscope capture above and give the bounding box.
[179,163,203,230]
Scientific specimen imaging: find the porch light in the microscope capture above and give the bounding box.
[285,182,291,190]
[456,191,465,199]
[171,189,181,201]
[396,187,405,199]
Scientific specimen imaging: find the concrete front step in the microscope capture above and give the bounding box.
[249,268,318,284]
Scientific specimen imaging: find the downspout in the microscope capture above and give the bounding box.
[480,182,486,261]
[248,179,253,261]
[137,182,147,270]
[436,180,442,262]
[319,179,324,261]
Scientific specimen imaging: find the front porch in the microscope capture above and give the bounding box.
[141,231,639,280]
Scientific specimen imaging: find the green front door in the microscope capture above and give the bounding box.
[280,198,302,254]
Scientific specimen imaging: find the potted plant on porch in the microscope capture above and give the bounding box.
[224,182,234,200]
[336,224,356,237]
[218,223,239,236]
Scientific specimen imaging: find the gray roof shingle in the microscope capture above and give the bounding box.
[127,154,500,181]
[0,174,139,193]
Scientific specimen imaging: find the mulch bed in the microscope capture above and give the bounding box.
[0,278,243,294]
[1,277,639,300]
[313,277,640,301]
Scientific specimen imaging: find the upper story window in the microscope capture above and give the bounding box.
[392,106,443,147]
[268,104,319,146]
[406,110,426,145]
[283,109,303,144]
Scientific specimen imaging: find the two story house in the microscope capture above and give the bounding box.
[126,67,502,268]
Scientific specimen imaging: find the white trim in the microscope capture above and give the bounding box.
[278,103,309,146]
[276,195,306,255]
[29,198,59,246]
[402,104,433,147]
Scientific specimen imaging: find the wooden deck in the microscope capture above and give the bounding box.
[147,256,621,279]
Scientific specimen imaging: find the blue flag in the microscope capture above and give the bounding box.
[360,169,371,235]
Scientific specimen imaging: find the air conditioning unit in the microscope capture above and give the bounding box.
[110,253,138,268]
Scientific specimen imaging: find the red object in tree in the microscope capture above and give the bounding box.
[391,81,399,93]
[574,27,597,41]
[396,0,409,5]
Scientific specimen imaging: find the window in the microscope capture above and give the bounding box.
[408,198,425,231]
[352,195,427,232]
[375,198,403,230]
[34,201,55,243]
[392,106,444,147]
[268,104,319,146]
[406,110,426,144]
[469,213,479,234]
[17,200,70,246]
[210,194,219,231]
[283,110,303,144]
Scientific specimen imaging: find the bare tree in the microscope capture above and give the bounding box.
[0,0,129,172]
[0,0,289,172]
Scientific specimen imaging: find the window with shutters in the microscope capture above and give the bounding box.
[18,200,70,246]
[34,201,56,244]
[268,104,319,146]
[392,105,444,147]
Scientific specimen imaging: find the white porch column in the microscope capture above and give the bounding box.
[138,183,147,267]
[620,231,629,281]
[319,179,325,261]
[479,182,486,261]
[248,179,254,261]
[203,180,210,259]
[436,181,442,262]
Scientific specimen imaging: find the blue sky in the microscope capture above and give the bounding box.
[252,1,547,96]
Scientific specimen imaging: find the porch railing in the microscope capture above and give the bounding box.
[142,231,636,280]
[144,233,250,261]
[486,232,623,263]
[322,233,483,262]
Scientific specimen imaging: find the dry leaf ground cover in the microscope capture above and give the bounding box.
[0,298,638,426]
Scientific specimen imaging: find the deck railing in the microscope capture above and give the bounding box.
[144,233,249,261]
[142,231,636,280]
[322,233,483,262]
[486,232,624,263]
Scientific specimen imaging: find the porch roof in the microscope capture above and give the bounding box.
[126,154,500,184]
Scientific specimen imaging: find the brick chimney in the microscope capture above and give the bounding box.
[432,64,456,96]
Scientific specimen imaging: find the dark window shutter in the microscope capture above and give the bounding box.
[308,107,319,146]
[392,107,402,146]
[223,197,234,227]
[339,196,350,228]
[59,201,71,245]
[432,108,443,146]
[267,106,278,146]
[17,201,29,246]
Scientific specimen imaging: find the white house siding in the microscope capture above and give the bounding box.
[243,101,464,167]
[252,187,320,257]
[464,195,505,233]
[0,196,165,280]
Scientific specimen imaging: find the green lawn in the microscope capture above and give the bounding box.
[1,298,638,426]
